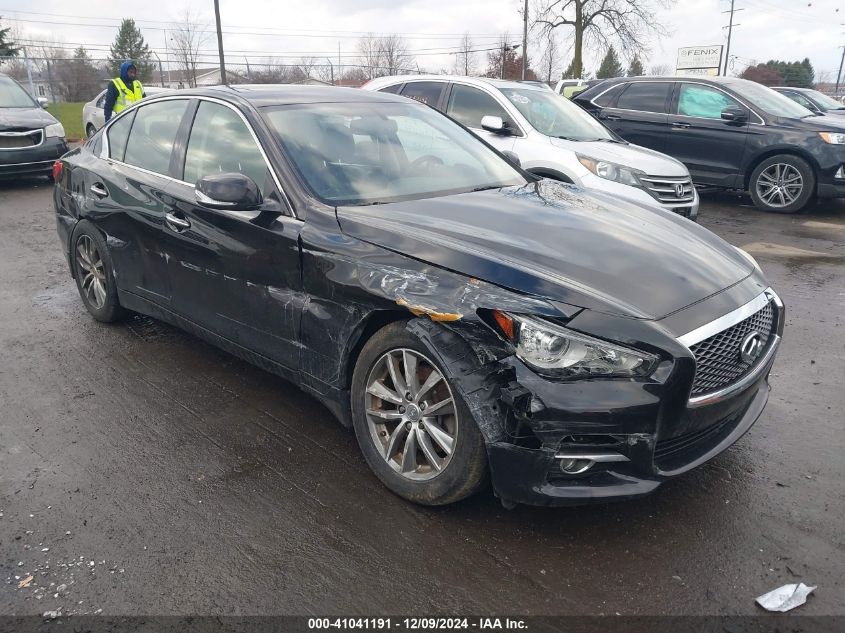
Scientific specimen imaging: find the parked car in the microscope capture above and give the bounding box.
[574,76,845,213]
[554,78,605,99]
[0,73,68,179]
[362,75,699,219]
[771,86,845,117]
[54,86,783,507]
[82,86,172,138]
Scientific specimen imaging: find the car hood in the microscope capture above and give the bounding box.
[549,137,689,177]
[784,113,845,131]
[0,107,57,131]
[336,180,752,320]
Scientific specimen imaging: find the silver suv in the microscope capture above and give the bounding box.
[362,75,699,219]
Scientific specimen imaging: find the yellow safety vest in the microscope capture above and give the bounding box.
[112,77,143,114]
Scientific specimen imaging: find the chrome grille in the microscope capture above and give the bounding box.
[689,301,775,397]
[0,129,44,150]
[639,175,695,206]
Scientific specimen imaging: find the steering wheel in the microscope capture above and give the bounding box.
[406,154,444,174]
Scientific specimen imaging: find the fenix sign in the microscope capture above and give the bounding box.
[676,45,724,72]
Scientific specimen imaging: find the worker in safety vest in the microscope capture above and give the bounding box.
[104,60,145,122]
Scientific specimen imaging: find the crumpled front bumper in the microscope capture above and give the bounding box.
[488,352,775,507]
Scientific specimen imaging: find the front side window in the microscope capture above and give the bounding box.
[262,101,525,206]
[593,83,625,107]
[502,87,614,140]
[123,99,189,176]
[678,84,740,119]
[107,110,135,161]
[615,82,672,113]
[729,80,813,119]
[400,82,444,107]
[783,91,816,110]
[446,84,514,131]
[183,101,268,187]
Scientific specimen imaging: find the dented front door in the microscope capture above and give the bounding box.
[162,180,305,370]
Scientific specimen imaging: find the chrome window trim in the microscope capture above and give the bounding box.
[590,79,765,125]
[0,159,56,167]
[0,128,44,150]
[677,289,774,348]
[98,94,296,219]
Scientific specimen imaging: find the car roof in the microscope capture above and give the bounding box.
[143,83,411,107]
[363,74,550,93]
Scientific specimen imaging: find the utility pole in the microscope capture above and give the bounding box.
[836,45,845,97]
[213,0,227,85]
[521,0,528,80]
[722,0,744,76]
[22,47,35,97]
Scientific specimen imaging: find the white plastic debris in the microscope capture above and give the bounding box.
[756,583,817,612]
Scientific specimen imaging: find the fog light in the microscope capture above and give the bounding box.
[835,165,845,179]
[559,458,594,474]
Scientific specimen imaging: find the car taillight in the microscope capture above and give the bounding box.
[51,161,63,183]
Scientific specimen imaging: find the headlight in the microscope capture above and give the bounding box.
[819,132,845,144]
[493,312,658,379]
[45,123,65,138]
[577,154,642,187]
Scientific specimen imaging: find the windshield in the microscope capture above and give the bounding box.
[0,76,38,108]
[501,87,614,140]
[262,101,526,206]
[731,81,815,119]
[804,89,844,111]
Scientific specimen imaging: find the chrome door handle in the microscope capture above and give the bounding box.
[603,114,622,121]
[672,121,691,128]
[165,212,191,231]
[89,183,108,198]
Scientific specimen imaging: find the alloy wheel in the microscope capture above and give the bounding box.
[755,163,803,208]
[76,235,107,309]
[365,348,458,481]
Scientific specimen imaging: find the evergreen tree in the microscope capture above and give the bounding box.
[0,18,20,63]
[627,55,644,77]
[562,58,578,79]
[596,46,623,79]
[108,18,153,81]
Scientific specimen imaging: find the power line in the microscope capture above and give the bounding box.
[722,1,744,76]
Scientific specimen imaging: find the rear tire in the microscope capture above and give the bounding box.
[71,220,126,323]
[351,321,488,506]
[749,154,814,213]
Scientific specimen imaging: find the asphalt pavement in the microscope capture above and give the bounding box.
[1,179,843,617]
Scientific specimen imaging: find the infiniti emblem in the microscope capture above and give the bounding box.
[739,331,764,364]
[674,183,685,198]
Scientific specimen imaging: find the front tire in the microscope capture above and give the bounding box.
[749,154,815,213]
[71,220,126,323]
[351,321,488,505]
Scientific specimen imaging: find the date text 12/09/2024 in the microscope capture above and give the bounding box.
[307,618,528,630]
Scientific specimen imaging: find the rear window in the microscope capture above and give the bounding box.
[400,82,445,107]
[107,110,135,161]
[123,99,189,176]
[615,82,672,113]
[378,84,402,94]
[592,84,625,107]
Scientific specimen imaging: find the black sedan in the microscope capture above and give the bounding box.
[53,86,783,507]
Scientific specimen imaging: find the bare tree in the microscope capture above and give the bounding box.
[170,9,211,88]
[536,0,675,80]
[648,63,672,76]
[539,33,561,82]
[453,32,476,76]
[356,33,413,79]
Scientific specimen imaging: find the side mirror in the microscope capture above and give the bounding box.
[37,97,49,109]
[502,150,521,168]
[721,106,748,124]
[481,115,511,135]
[195,172,262,211]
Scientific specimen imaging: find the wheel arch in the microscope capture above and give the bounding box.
[743,148,820,190]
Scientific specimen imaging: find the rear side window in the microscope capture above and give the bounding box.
[446,84,515,130]
[183,101,268,187]
[123,100,189,176]
[400,82,445,107]
[96,92,106,108]
[616,82,671,113]
[678,84,740,119]
[378,84,402,94]
[107,110,135,161]
[592,84,625,107]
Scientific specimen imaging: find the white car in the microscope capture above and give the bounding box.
[82,86,172,138]
[362,75,699,219]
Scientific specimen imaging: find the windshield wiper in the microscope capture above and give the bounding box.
[471,185,502,192]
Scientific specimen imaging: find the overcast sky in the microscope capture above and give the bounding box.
[2,0,842,80]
